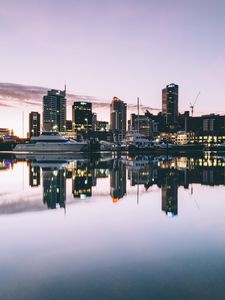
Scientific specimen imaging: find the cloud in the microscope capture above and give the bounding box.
[0,82,110,109]
[0,82,160,113]
[0,102,14,108]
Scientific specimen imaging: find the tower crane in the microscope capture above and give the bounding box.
[190,92,200,117]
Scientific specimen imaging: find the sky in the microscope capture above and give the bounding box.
[1,0,225,136]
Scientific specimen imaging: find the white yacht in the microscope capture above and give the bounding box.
[14,132,88,153]
[123,131,154,149]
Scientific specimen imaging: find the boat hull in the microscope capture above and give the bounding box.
[13,143,88,152]
[128,143,205,153]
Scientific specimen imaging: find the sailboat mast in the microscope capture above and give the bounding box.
[22,111,24,138]
[137,97,140,133]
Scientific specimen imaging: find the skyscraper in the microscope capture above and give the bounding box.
[162,83,179,128]
[29,111,40,137]
[110,97,127,139]
[72,102,92,137]
[43,88,66,132]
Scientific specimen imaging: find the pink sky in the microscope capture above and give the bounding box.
[1,0,225,136]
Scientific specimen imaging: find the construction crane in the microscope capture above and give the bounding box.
[190,92,200,117]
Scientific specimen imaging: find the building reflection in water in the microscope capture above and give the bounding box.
[0,159,14,171]
[161,173,178,217]
[24,154,225,215]
[72,168,92,199]
[29,165,40,187]
[42,167,66,209]
[127,155,225,217]
[71,160,95,199]
[110,159,126,203]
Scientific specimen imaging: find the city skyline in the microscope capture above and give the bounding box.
[0,80,224,137]
[1,0,225,136]
[1,2,225,298]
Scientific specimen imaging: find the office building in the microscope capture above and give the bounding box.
[92,113,97,131]
[29,112,40,138]
[129,114,152,137]
[144,111,167,135]
[110,97,127,139]
[0,128,10,137]
[43,88,67,132]
[66,120,72,131]
[72,102,92,137]
[182,114,225,144]
[96,121,109,131]
[162,83,179,128]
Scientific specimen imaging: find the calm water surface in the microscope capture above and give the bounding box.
[0,153,225,299]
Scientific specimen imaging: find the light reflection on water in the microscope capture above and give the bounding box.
[0,153,225,299]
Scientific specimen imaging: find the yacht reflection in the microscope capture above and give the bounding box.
[16,152,87,166]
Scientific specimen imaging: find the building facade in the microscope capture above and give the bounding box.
[110,97,127,139]
[29,111,40,138]
[72,102,93,138]
[162,83,179,128]
[129,114,153,137]
[43,89,67,132]
[96,121,109,131]
[92,113,97,131]
[0,128,10,137]
[184,114,225,144]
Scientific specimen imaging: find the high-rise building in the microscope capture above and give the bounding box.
[29,112,40,138]
[72,102,92,137]
[92,113,97,131]
[66,120,72,131]
[110,97,127,139]
[43,88,66,132]
[162,83,179,128]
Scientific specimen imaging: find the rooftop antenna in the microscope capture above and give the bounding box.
[64,81,67,96]
[190,91,200,117]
